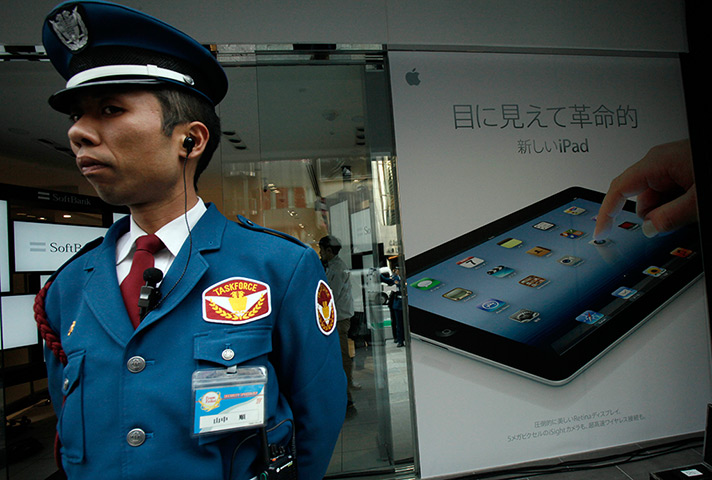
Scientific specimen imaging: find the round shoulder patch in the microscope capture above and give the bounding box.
[316,280,336,336]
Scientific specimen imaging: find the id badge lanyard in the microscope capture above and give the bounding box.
[192,366,268,437]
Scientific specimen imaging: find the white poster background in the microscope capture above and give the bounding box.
[390,51,712,478]
[13,221,107,272]
[1,294,37,349]
[1,200,9,292]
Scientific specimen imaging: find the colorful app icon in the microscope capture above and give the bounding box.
[457,256,485,268]
[643,266,666,277]
[509,309,540,323]
[442,288,474,301]
[671,247,693,258]
[486,265,515,278]
[576,310,605,324]
[564,206,586,215]
[618,221,639,230]
[527,246,551,257]
[519,275,549,288]
[558,255,583,266]
[412,278,441,290]
[612,286,637,299]
[533,221,555,231]
[498,238,522,248]
[560,229,584,239]
[478,298,508,312]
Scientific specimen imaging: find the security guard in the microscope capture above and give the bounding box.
[35,2,346,479]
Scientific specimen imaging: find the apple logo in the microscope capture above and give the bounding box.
[405,68,420,86]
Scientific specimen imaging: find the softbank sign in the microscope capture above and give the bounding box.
[14,221,107,272]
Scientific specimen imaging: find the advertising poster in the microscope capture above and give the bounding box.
[13,221,108,272]
[389,51,711,477]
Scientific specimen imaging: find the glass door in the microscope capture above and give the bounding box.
[216,47,418,478]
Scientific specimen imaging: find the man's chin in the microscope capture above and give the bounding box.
[89,186,128,207]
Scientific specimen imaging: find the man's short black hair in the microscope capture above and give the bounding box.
[152,87,221,189]
[319,235,342,254]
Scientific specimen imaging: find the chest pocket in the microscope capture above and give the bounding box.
[59,350,86,463]
[193,323,272,368]
[193,324,272,447]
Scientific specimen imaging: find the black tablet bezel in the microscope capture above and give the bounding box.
[405,186,703,385]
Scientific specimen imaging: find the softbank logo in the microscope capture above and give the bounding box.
[29,241,47,252]
[29,241,85,254]
[14,222,106,272]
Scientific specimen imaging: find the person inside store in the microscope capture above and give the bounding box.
[317,235,357,415]
[594,139,697,240]
[33,2,346,479]
[380,261,404,348]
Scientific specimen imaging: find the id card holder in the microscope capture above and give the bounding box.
[192,366,267,437]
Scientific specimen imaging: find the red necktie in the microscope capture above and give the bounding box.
[120,234,164,328]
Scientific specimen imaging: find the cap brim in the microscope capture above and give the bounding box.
[48,77,212,113]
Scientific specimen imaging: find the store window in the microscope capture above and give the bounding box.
[217,48,418,477]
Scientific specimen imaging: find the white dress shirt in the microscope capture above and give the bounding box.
[115,198,207,284]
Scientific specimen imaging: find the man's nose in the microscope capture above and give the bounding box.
[68,116,100,149]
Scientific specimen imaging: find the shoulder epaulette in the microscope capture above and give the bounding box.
[235,215,306,248]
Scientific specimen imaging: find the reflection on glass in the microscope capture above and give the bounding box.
[219,61,417,478]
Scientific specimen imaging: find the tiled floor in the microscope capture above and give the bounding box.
[326,328,417,478]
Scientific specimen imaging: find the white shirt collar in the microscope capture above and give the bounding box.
[116,198,207,265]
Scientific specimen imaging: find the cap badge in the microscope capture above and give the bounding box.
[202,277,271,325]
[316,280,336,336]
[50,6,89,52]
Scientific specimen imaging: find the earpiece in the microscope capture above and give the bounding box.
[183,136,195,154]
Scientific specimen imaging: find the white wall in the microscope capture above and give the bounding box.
[1,1,686,53]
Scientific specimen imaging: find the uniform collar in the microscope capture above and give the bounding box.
[116,198,207,265]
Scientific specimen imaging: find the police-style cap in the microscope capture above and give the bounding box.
[43,1,228,112]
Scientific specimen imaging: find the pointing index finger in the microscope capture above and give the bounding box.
[593,166,650,240]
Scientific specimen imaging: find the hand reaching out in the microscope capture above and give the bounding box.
[593,140,697,240]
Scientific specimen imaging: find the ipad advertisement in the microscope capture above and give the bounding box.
[389,51,711,478]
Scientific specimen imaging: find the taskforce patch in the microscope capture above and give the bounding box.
[202,277,271,325]
[316,280,336,336]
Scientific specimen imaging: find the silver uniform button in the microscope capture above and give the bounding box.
[221,348,235,361]
[127,356,146,373]
[63,378,70,392]
[126,428,146,447]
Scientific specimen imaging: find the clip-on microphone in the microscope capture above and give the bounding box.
[138,267,163,320]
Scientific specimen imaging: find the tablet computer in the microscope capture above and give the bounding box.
[405,187,702,385]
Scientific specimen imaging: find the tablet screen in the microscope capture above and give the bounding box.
[406,187,702,384]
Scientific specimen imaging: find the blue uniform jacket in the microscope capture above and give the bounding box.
[43,204,347,479]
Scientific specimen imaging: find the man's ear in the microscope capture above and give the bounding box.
[180,121,209,160]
